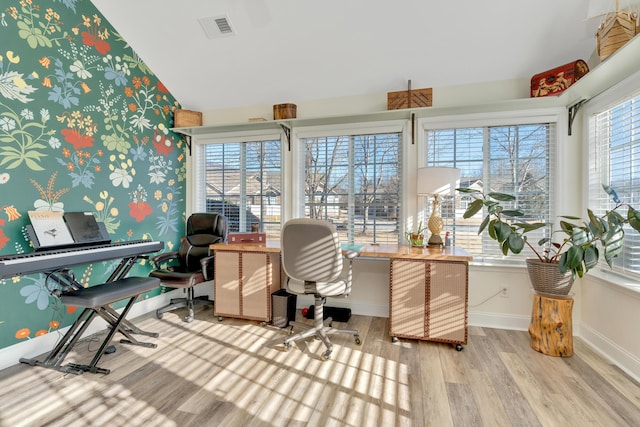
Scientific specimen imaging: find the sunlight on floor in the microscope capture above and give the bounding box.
[0,313,416,426]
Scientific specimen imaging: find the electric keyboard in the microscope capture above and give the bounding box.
[0,240,164,278]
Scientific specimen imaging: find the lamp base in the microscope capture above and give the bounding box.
[428,233,443,247]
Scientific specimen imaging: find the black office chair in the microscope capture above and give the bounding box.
[150,213,227,322]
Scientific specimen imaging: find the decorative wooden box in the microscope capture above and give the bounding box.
[597,10,639,61]
[174,109,202,127]
[387,87,432,110]
[228,232,267,244]
[273,103,297,120]
[530,60,589,97]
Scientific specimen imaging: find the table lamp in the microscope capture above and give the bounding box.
[417,167,460,246]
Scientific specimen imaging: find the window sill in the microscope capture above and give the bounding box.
[468,257,527,270]
[584,268,640,297]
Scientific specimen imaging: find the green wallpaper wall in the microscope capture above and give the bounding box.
[0,0,186,349]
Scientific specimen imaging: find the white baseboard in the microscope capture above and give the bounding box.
[469,310,531,331]
[579,323,640,383]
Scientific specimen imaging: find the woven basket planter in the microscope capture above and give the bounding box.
[526,259,574,296]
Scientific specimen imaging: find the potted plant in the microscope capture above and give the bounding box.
[405,221,427,247]
[457,185,640,294]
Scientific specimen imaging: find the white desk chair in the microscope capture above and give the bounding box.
[281,218,361,360]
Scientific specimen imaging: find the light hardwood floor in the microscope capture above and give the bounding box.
[0,308,639,427]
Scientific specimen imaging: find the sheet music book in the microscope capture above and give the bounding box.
[28,211,75,248]
[63,212,109,244]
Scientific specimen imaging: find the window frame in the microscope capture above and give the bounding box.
[292,120,410,244]
[417,108,563,265]
[189,129,285,235]
[584,69,640,285]
[187,109,568,266]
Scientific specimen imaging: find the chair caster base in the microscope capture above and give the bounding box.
[321,350,332,360]
[354,334,362,346]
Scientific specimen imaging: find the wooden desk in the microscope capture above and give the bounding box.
[210,242,472,349]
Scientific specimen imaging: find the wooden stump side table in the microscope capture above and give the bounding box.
[528,292,574,357]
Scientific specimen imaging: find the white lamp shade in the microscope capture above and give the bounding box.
[417,167,460,195]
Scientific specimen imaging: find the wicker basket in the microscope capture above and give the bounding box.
[174,109,202,127]
[596,10,639,61]
[273,103,296,120]
[526,259,574,296]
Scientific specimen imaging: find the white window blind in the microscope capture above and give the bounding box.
[426,123,556,262]
[299,131,402,244]
[194,139,282,238]
[589,94,640,278]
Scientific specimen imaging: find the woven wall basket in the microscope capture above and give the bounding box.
[526,259,575,296]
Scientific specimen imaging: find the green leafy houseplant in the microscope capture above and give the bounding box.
[458,185,640,279]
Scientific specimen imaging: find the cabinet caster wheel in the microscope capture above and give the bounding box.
[156,311,163,320]
[217,316,223,322]
[455,344,463,351]
[391,336,399,343]
[321,350,332,360]
[354,335,362,346]
[284,342,291,351]
[260,321,267,327]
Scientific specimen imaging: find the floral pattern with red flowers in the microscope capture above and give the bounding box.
[0,0,186,351]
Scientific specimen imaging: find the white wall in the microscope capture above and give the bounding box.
[580,275,640,379]
[202,78,529,125]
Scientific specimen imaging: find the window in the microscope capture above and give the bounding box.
[425,122,556,261]
[589,92,640,279]
[194,138,282,239]
[299,131,402,244]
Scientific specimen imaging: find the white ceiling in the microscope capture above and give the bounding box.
[91,0,606,112]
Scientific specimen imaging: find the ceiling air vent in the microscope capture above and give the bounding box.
[198,15,236,39]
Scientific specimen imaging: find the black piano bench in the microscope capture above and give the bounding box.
[20,276,161,375]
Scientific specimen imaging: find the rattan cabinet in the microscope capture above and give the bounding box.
[212,246,281,323]
[389,258,468,349]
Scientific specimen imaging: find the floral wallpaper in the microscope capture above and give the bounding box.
[0,0,186,350]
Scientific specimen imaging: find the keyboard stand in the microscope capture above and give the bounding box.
[1,238,165,374]
[20,256,160,375]
[20,277,161,375]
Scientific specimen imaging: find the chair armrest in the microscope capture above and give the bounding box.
[150,251,179,268]
[200,255,215,280]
